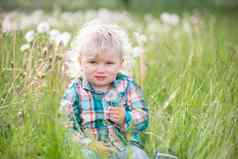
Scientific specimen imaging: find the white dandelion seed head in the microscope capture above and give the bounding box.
[144,14,155,23]
[24,30,35,42]
[55,32,71,47]
[48,29,60,41]
[37,22,50,33]
[133,32,147,46]
[63,49,82,78]
[61,32,71,46]
[20,44,30,52]
[2,16,13,32]
[160,12,180,26]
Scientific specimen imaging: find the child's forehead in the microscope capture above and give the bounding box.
[82,47,121,59]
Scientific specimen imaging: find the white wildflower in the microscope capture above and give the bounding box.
[146,20,159,33]
[134,32,147,46]
[20,44,30,52]
[48,29,60,41]
[61,32,71,46]
[37,22,50,33]
[24,30,35,42]
[55,32,71,46]
[160,12,180,26]
[144,14,154,23]
[2,16,12,32]
[170,14,180,25]
[63,49,82,78]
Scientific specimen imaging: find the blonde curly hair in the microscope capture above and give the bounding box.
[65,19,133,78]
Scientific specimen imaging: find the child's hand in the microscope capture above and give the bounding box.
[89,140,113,158]
[107,107,125,125]
[73,133,113,157]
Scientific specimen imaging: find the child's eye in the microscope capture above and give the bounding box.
[106,62,114,65]
[88,60,97,64]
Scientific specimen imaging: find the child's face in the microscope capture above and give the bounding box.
[81,48,122,91]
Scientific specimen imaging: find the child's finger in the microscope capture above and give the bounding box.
[108,110,119,117]
[108,108,123,115]
[107,107,125,124]
[108,114,119,122]
[109,114,119,121]
[109,111,119,117]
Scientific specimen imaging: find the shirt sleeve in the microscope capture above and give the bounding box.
[59,81,92,146]
[125,80,149,143]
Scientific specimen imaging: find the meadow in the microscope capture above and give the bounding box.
[0,9,238,159]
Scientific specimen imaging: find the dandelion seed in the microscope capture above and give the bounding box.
[20,44,30,52]
[37,22,50,33]
[24,30,35,42]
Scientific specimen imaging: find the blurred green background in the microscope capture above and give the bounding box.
[1,0,238,13]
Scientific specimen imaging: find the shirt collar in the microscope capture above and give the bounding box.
[82,77,93,91]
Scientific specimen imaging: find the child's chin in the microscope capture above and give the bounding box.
[94,81,113,87]
[95,82,108,86]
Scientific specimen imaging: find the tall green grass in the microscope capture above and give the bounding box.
[0,14,238,159]
[143,15,238,158]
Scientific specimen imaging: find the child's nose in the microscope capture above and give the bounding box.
[96,64,106,71]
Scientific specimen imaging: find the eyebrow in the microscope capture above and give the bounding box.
[86,57,97,61]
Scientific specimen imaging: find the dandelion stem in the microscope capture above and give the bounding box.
[12,31,17,94]
[139,49,146,87]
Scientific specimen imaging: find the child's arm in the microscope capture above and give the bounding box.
[107,80,149,135]
[125,80,149,144]
[59,83,115,156]
[59,81,91,146]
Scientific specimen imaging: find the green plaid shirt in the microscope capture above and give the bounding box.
[60,73,149,151]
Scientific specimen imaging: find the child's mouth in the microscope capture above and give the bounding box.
[94,75,106,81]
